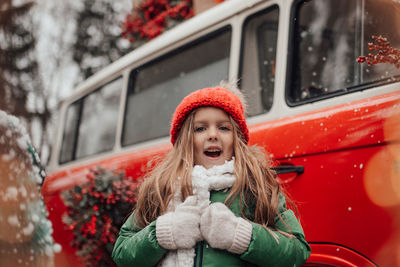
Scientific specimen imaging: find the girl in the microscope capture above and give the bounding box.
[112,84,311,267]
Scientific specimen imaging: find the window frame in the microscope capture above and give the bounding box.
[237,4,280,117]
[121,25,232,147]
[59,99,83,165]
[58,76,123,164]
[285,0,400,107]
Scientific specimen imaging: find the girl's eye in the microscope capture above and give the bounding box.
[194,126,205,132]
[219,126,231,131]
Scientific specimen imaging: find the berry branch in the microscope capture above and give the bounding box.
[121,0,193,47]
[357,35,400,69]
[63,167,141,266]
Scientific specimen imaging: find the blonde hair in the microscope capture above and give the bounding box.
[134,112,196,227]
[227,117,281,227]
[134,110,287,231]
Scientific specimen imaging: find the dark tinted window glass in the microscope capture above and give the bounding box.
[76,78,121,159]
[362,0,400,83]
[240,6,279,116]
[122,27,231,146]
[288,0,400,103]
[59,77,122,164]
[59,101,81,164]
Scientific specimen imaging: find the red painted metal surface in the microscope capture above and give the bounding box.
[264,90,400,266]
[304,243,375,267]
[42,90,400,266]
[42,143,171,266]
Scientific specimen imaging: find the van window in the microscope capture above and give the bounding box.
[59,77,122,163]
[240,5,279,116]
[287,0,400,104]
[59,101,81,164]
[361,0,400,83]
[122,27,231,146]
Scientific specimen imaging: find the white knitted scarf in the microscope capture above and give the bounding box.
[159,159,236,267]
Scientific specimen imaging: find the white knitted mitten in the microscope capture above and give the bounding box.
[156,196,202,250]
[200,202,252,254]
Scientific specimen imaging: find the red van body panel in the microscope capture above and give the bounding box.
[42,90,400,266]
[305,243,376,267]
[262,90,400,266]
[42,143,172,266]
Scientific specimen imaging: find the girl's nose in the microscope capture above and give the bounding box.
[207,126,218,140]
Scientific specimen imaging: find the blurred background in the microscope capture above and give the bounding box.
[0,0,216,165]
[0,0,134,164]
[1,1,400,266]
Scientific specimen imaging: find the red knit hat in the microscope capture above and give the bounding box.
[170,87,249,144]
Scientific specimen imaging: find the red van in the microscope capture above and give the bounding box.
[42,0,400,266]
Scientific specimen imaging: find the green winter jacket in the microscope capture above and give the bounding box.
[112,190,311,267]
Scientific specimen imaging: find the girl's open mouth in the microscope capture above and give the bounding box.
[204,149,222,158]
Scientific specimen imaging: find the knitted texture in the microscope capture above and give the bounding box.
[229,218,253,254]
[200,202,252,254]
[156,196,202,250]
[159,160,237,267]
[170,87,249,144]
[155,214,176,250]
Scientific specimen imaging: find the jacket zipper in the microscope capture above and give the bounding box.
[199,241,204,267]
[194,243,198,266]
[194,241,204,267]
